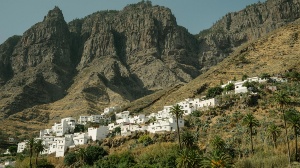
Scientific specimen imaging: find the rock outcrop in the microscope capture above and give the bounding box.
[1,0,300,122]
[197,0,300,71]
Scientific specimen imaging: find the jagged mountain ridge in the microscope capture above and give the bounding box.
[0,0,300,123]
[198,0,300,71]
[0,2,200,119]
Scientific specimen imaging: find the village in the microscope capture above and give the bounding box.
[4,76,284,159]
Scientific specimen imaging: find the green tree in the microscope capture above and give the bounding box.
[170,104,184,150]
[8,146,17,155]
[206,86,223,98]
[181,130,196,149]
[176,149,201,168]
[138,135,153,146]
[242,113,259,154]
[64,152,77,166]
[33,139,45,167]
[224,83,235,92]
[242,74,248,81]
[260,73,271,79]
[267,123,281,149]
[201,150,232,168]
[28,138,35,168]
[273,91,291,164]
[114,127,121,136]
[285,108,300,161]
[85,145,108,165]
[210,136,226,152]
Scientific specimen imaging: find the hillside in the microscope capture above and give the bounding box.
[1,0,300,136]
[123,19,300,114]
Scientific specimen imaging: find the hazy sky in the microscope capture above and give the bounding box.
[0,0,264,44]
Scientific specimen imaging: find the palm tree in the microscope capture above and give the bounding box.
[210,136,226,152]
[273,91,291,164]
[285,108,300,162]
[267,123,281,149]
[76,148,86,165]
[181,130,196,149]
[242,113,259,154]
[28,138,35,168]
[34,139,45,166]
[170,104,184,149]
[176,149,201,168]
[201,150,232,168]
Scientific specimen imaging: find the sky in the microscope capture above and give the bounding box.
[0,0,264,44]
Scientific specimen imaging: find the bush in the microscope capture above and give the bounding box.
[84,145,108,165]
[96,152,136,168]
[64,152,77,166]
[206,86,223,98]
[138,135,153,146]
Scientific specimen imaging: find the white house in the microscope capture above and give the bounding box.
[115,111,130,119]
[52,117,76,137]
[104,106,120,114]
[147,117,184,133]
[54,135,74,157]
[88,126,109,141]
[78,116,89,125]
[17,141,27,153]
[73,133,88,145]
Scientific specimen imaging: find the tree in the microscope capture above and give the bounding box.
[273,91,291,164]
[28,138,35,168]
[285,108,300,162]
[260,73,270,79]
[267,123,281,149]
[201,150,232,168]
[242,113,259,154]
[8,146,17,155]
[181,130,196,149]
[85,145,108,165]
[176,149,201,168]
[242,74,248,81]
[224,83,235,92]
[170,104,184,150]
[114,127,121,136]
[33,139,45,166]
[64,152,77,166]
[210,136,226,152]
[206,86,223,98]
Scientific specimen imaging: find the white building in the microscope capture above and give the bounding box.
[54,135,74,157]
[88,126,109,141]
[52,117,76,136]
[78,116,89,125]
[73,133,88,145]
[147,117,184,133]
[104,106,120,114]
[17,141,27,153]
[115,111,130,119]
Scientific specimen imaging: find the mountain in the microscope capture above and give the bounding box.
[197,0,300,71]
[122,18,300,115]
[1,0,300,135]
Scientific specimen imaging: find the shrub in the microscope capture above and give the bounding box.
[138,135,153,146]
[84,145,108,165]
[64,152,77,166]
[206,86,223,98]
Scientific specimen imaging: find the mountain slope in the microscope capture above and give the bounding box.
[124,20,300,113]
[1,1,300,135]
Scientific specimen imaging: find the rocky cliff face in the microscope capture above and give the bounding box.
[0,2,199,118]
[197,0,300,71]
[1,0,300,121]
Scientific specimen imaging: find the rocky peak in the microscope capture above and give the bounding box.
[43,6,65,22]
[197,0,300,72]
